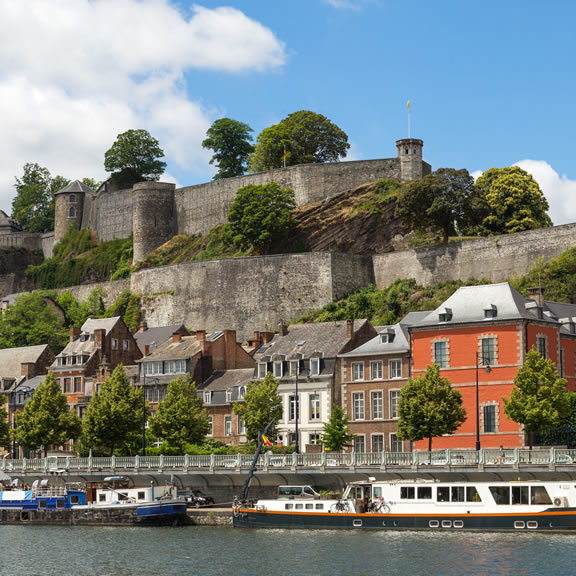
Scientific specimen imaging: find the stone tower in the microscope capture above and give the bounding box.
[54,180,94,243]
[132,181,176,263]
[395,138,426,181]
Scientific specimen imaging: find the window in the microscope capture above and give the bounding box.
[143,361,163,375]
[389,359,402,379]
[483,405,496,433]
[238,418,246,435]
[207,416,213,436]
[290,360,299,376]
[536,335,547,358]
[203,391,211,404]
[63,378,72,393]
[309,394,320,420]
[69,194,77,203]
[224,416,232,436]
[389,433,402,452]
[371,391,383,419]
[352,392,365,420]
[371,361,383,380]
[68,206,77,218]
[484,305,497,319]
[258,363,268,379]
[353,435,365,453]
[289,395,298,421]
[309,433,321,445]
[481,337,496,365]
[73,377,83,393]
[239,387,245,400]
[226,389,232,402]
[310,358,320,375]
[372,434,384,452]
[380,330,395,343]
[165,360,186,374]
[351,362,364,381]
[111,339,119,350]
[123,340,130,351]
[401,486,415,499]
[273,361,283,378]
[559,347,565,377]
[390,390,400,419]
[434,341,448,368]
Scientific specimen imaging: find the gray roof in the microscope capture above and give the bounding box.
[0,345,51,379]
[54,180,95,196]
[140,335,201,362]
[133,324,188,352]
[55,317,121,358]
[81,316,121,335]
[200,369,254,391]
[254,319,371,361]
[339,322,410,358]
[413,282,539,327]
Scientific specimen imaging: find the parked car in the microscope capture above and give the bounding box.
[179,490,215,508]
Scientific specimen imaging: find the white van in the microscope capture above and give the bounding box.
[278,485,320,499]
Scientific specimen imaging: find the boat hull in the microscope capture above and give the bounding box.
[233,508,576,532]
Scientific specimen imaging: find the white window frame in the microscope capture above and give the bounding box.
[536,334,548,358]
[310,358,320,375]
[433,340,449,368]
[258,362,268,379]
[371,390,383,420]
[273,361,283,378]
[238,418,246,435]
[203,391,211,405]
[224,416,232,436]
[389,433,403,452]
[390,390,400,419]
[309,393,320,421]
[207,416,213,437]
[352,392,365,420]
[351,362,364,381]
[289,395,298,421]
[389,359,402,379]
[226,389,232,402]
[370,361,383,380]
[290,360,299,376]
[372,434,385,453]
[353,435,365,453]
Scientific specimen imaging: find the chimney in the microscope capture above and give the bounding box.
[70,326,81,342]
[527,286,545,306]
[196,330,206,341]
[172,332,182,343]
[21,362,36,379]
[94,328,106,351]
[261,331,274,344]
[143,344,150,357]
[279,320,288,336]
[139,321,148,332]
[347,319,354,339]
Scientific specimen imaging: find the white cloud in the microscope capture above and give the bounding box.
[472,162,576,226]
[0,0,286,213]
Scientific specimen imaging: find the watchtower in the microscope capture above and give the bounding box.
[395,138,426,181]
[54,180,94,243]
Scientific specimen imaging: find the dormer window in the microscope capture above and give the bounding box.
[273,361,283,378]
[257,362,268,379]
[239,386,246,400]
[484,305,497,319]
[291,360,299,376]
[226,389,232,402]
[310,357,320,376]
[380,329,395,343]
[203,391,212,404]
[438,308,452,322]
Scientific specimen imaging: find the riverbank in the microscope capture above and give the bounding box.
[187,507,232,526]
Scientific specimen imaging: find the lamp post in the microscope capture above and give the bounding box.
[294,369,299,454]
[11,385,32,459]
[475,352,491,451]
[141,375,159,457]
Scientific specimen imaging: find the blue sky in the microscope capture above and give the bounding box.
[1,0,575,224]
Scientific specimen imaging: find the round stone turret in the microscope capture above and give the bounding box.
[395,138,425,182]
[132,181,176,263]
[54,180,94,242]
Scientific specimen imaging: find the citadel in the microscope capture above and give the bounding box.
[1,136,576,340]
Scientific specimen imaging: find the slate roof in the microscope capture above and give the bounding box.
[56,317,122,358]
[133,323,188,353]
[53,180,95,196]
[199,368,254,391]
[253,319,372,361]
[0,345,51,379]
[139,334,202,362]
[339,322,411,358]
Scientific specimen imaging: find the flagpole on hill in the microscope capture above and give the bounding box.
[407,100,411,138]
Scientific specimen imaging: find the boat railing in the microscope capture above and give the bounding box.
[2,448,575,474]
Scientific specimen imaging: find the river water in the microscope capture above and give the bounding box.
[2,525,575,576]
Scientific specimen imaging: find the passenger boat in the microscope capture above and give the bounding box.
[72,476,188,526]
[233,478,576,531]
[0,479,86,512]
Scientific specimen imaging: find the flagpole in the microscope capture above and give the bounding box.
[407,100,411,139]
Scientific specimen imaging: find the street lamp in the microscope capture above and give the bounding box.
[141,375,159,457]
[475,352,491,451]
[294,368,299,454]
[11,385,32,459]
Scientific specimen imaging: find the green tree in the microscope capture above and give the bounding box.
[320,404,355,452]
[0,395,10,451]
[14,373,82,456]
[82,365,143,455]
[227,182,296,253]
[202,118,254,179]
[233,372,283,443]
[397,363,467,450]
[395,168,486,243]
[503,348,572,448]
[474,166,552,235]
[104,129,166,185]
[248,110,350,172]
[11,163,69,232]
[149,376,210,454]
[0,292,68,352]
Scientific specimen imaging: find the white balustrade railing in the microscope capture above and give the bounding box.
[1,448,574,474]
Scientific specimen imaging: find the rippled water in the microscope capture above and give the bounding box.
[1,525,575,576]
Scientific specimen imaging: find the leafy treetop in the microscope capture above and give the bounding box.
[104,129,166,185]
[248,110,350,172]
[397,363,467,451]
[202,118,254,179]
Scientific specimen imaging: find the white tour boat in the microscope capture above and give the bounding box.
[233,478,576,531]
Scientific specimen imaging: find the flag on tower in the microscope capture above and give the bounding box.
[407,100,410,109]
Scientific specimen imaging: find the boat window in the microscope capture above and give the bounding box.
[429,520,439,528]
[295,503,304,510]
[315,503,324,510]
[490,486,510,505]
[99,494,107,502]
[441,520,452,528]
[305,503,314,510]
[118,492,129,501]
[451,487,465,502]
[56,499,65,508]
[453,520,464,528]
[527,521,538,529]
[437,487,450,502]
[401,486,415,500]
[466,487,481,502]
[373,486,383,499]
[512,486,529,505]
[417,486,432,500]
[38,499,48,509]
[531,486,552,505]
[285,503,294,510]
[137,491,146,500]
[70,495,80,504]
[349,486,366,500]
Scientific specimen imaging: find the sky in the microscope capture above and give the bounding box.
[1,0,575,225]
